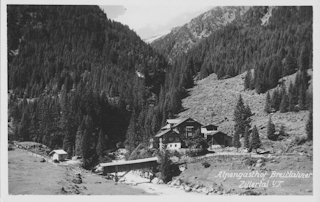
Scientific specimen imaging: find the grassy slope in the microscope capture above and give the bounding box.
[8,149,150,195]
[178,70,312,152]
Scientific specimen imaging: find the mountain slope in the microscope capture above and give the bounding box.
[157,6,312,124]
[7,5,169,166]
[150,6,251,61]
[178,69,312,147]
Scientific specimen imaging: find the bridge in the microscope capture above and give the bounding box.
[98,157,159,175]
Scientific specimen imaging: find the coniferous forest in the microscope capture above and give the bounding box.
[8,6,313,168]
[8,5,171,167]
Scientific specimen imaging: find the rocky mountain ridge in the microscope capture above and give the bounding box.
[150,6,252,61]
[150,6,280,62]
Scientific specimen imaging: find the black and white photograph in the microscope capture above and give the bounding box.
[1,0,319,201]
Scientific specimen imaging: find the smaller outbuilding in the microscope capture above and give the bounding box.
[206,131,233,147]
[49,149,68,161]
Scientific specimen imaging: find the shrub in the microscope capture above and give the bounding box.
[243,156,255,166]
[202,161,211,168]
[186,148,206,157]
[171,150,181,158]
[184,129,208,152]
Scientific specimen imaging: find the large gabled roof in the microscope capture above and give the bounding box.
[160,124,171,130]
[155,129,179,138]
[157,117,203,137]
[155,129,171,138]
[174,117,202,127]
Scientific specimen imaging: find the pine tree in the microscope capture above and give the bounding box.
[271,89,281,111]
[81,129,91,168]
[96,129,106,157]
[234,95,250,138]
[160,150,173,183]
[264,92,271,113]
[75,127,82,156]
[288,82,297,112]
[306,109,313,141]
[243,126,250,149]
[267,116,277,141]
[233,129,241,151]
[280,88,289,113]
[251,125,261,153]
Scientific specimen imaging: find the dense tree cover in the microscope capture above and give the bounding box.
[193,6,312,92]
[7,6,313,167]
[156,7,312,115]
[7,5,169,168]
[266,69,311,114]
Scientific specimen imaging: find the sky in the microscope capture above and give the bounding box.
[99,5,212,39]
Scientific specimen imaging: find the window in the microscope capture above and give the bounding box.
[175,144,177,147]
[169,137,173,142]
[175,137,179,142]
[186,126,194,137]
